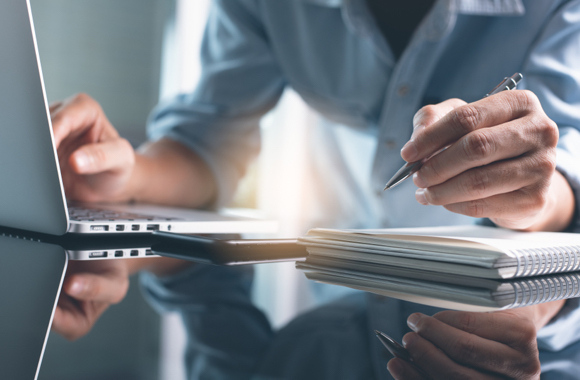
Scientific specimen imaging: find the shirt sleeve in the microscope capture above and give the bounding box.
[147,0,286,208]
[521,1,580,231]
[140,264,274,380]
[520,0,580,351]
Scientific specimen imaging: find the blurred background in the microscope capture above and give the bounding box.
[32,1,318,379]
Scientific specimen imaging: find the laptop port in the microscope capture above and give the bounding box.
[131,225,140,231]
[116,225,125,232]
[147,224,160,231]
[90,225,109,232]
[90,251,108,258]
[145,249,154,256]
[114,250,124,257]
[130,250,139,257]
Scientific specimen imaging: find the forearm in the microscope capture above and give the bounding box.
[126,138,217,208]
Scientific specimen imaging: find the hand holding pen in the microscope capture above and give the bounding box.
[376,306,552,380]
[384,73,522,190]
[384,73,573,232]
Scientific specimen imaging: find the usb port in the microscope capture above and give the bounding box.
[116,225,125,232]
[147,224,160,231]
[145,249,154,256]
[114,250,124,257]
[90,251,108,258]
[131,225,140,231]
[90,225,109,232]
[130,250,139,257]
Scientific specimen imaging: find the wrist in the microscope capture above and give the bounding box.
[530,170,575,232]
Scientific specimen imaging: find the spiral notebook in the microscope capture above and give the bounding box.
[297,258,580,311]
[298,225,580,279]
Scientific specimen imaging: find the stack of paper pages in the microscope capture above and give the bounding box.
[297,225,580,311]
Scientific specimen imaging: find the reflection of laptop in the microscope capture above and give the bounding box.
[0,234,67,380]
[0,1,276,236]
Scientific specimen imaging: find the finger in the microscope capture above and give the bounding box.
[412,98,467,138]
[402,332,503,380]
[49,101,63,113]
[387,358,426,380]
[407,314,538,377]
[401,90,543,163]
[413,117,553,189]
[51,93,117,148]
[52,296,107,341]
[416,157,549,206]
[63,271,128,304]
[442,186,547,224]
[69,138,134,175]
[431,311,537,348]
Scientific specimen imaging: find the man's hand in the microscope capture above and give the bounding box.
[387,301,565,380]
[51,93,216,208]
[405,91,575,232]
[52,257,190,341]
[52,260,130,340]
[50,94,136,203]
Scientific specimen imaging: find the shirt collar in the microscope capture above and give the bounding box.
[299,0,525,16]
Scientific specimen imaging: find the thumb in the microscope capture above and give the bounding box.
[69,138,134,175]
[64,272,129,304]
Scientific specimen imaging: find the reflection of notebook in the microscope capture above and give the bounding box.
[297,257,580,312]
[0,0,276,237]
[0,235,67,379]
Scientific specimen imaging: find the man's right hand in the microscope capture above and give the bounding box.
[50,93,136,203]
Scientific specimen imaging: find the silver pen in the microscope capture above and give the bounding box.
[383,72,523,191]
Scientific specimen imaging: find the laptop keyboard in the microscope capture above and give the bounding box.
[68,206,177,222]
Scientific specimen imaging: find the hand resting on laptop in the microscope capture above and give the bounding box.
[50,93,217,209]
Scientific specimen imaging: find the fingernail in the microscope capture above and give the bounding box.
[415,189,429,205]
[73,151,90,171]
[413,172,428,189]
[69,280,85,296]
[407,313,421,331]
[401,140,419,162]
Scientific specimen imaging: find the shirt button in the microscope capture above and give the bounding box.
[397,85,410,97]
[384,139,397,149]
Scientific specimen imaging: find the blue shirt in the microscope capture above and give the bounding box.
[144,0,580,378]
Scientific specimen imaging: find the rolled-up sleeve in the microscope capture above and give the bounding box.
[147,0,286,208]
[522,1,580,230]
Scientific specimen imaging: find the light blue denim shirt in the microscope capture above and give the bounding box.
[145,0,580,378]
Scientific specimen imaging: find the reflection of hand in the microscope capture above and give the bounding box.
[50,94,136,203]
[52,260,130,340]
[387,301,565,380]
[405,91,574,231]
[52,257,190,340]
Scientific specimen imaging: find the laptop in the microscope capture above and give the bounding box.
[0,0,276,237]
[0,234,67,380]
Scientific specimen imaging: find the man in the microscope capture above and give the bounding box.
[51,0,580,378]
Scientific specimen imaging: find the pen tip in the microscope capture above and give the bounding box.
[374,330,381,335]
